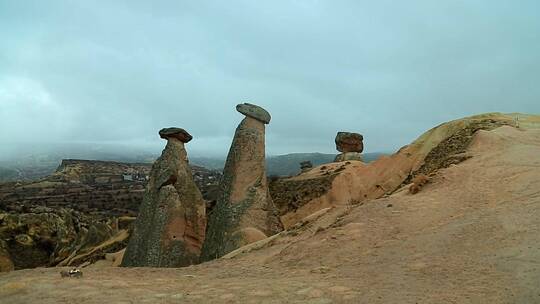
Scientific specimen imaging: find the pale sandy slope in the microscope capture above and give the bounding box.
[1,125,540,304]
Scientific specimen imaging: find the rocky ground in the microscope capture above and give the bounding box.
[1,115,539,303]
[0,159,221,217]
[0,160,221,271]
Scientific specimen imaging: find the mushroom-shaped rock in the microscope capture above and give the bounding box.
[159,127,193,143]
[201,104,282,261]
[121,128,206,267]
[236,103,271,124]
[335,132,363,153]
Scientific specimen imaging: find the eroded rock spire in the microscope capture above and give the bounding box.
[121,127,206,267]
[201,103,282,260]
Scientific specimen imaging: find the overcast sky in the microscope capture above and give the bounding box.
[1,1,539,158]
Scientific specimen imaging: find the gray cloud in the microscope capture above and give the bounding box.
[1,0,539,158]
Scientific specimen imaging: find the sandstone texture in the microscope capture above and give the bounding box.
[121,129,206,267]
[335,132,363,153]
[409,174,430,194]
[334,152,363,162]
[271,113,533,228]
[201,104,282,260]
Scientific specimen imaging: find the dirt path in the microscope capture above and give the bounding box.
[1,126,540,304]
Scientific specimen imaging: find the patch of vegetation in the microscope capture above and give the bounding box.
[403,119,512,185]
[269,174,338,215]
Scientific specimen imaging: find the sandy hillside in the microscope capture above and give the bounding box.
[1,122,540,303]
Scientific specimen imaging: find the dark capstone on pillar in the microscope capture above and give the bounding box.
[121,127,206,267]
[334,131,364,162]
[201,103,282,261]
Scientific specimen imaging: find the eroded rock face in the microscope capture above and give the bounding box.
[335,132,364,153]
[0,207,115,271]
[201,104,282,261]
[272,113,523,229]
[121,129,206,267]
[0,241,14,272]
[334,152,363,162]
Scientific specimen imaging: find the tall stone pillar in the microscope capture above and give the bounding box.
[201,103,282,261]
[121,127,206,267]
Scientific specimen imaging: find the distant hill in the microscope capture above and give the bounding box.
[0,167,20,182]
[189,156,227,170]
[191,152,387,177]
[267,153,335,176]
[265,152,386,176]
[0,143,157,182]
[0,148,387,182]
[0,158,62,182]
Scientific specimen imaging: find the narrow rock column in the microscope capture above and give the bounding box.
[121,127,206,267]
[201,103,282,261]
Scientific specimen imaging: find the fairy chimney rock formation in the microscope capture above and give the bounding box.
[334,132,364,162]
[201,103,282,261]
[121,127,206,267]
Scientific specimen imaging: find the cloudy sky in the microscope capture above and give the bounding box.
[1,0,539,158]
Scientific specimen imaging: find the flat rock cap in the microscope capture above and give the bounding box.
[236,103,271,124]
[335,132,363,142]
[335,132,364,153]
[159,127,193,143]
